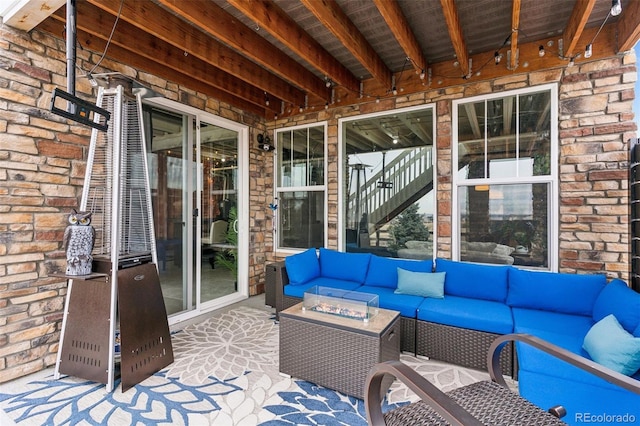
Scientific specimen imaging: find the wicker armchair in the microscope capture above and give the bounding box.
[365,333,640,426]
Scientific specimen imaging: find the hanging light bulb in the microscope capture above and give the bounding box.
[584,44,593,59]
[419,69,426,80]
[494,51,502,65]
[611,0,622,16]
[538,45,545,57]
[325,102,329,110]
[392,86,398,95]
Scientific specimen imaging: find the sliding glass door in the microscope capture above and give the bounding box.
[199,121,238,304]
[142,99,247,321]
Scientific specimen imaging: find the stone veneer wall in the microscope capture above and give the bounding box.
[0,26,270,383]
[270,52,637,280]
[0,23,636,383]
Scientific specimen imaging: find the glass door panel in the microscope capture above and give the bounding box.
[145,107,195,316]
[199,121,238,303]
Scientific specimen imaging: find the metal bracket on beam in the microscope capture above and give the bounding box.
[507,49,519,71]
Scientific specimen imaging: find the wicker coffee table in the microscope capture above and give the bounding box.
[279,302,400,399]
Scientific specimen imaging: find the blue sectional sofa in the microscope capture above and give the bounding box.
[272,248,640,424]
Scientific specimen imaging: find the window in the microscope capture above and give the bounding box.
[340,105,436,258]
[454,84,557,270]
[275,124,326,250]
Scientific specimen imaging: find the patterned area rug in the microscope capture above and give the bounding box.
[0,306,489,425]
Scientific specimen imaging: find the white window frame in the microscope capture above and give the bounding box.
[274,122,328,254]
[452,83,559,271]
[338,104,437,253]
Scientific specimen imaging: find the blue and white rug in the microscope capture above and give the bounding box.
[0,306,488,425]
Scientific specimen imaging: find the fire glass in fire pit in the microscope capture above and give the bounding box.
[302,286,379,321]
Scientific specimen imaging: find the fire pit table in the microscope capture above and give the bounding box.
[279,297,400,399]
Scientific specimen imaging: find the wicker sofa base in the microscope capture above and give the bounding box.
[416,320,514,377]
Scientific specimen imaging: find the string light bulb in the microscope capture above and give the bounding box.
[611,0,622,16]
[538,45,545,57]
[494,51,503,65]
[419,69,426,80]
[392,86,398,95]
[584,44,593,59]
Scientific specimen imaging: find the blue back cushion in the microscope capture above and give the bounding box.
[284,248,319,285]
[319,248,371,283]
[507,268,606,315]
[592,279,640,333]
[364,255,433,288]
[434,258,509,302]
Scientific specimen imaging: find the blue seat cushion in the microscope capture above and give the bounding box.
[364,256,433,289]
[434,258,509,302]
[592,279,640,333]
[511,314,640,390]
[512,308,594,338]
[357,285,423,317]
[319,248,371,283]
[284,248,319,285]
[507,267,606,316]
[283,277,363,298]
[417,295,513,334]
[518,368,640,424]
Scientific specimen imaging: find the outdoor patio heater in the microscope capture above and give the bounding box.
[54,76,173,392]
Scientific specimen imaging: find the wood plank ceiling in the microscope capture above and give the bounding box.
[4,0,640,119]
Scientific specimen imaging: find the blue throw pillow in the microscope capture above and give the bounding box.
[583,314,640,376]
[592,279,640,333]
[364,255,433,288]
[394,268,445,298]
[284,248,319,285]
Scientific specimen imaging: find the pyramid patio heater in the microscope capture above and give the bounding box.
[54,76,173,392]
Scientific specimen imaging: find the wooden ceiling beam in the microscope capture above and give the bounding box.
[509,0,521,70]
[38,18,266,116]
[299,0,393,88]
[155,0,328,102]
[227,0,360,94]
[0,0,65,31]
[51,3,280,114]
[439,0,470,77]
[372,0,427,73]
[616,0,640,52]
[85,0,305,107]
[562,0,596,58]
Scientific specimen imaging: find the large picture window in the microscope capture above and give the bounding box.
[454,84,557,270]
[275,124,327,250]
[340,105,436,258]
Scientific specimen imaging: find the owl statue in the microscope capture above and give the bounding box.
[64,209,96,275]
